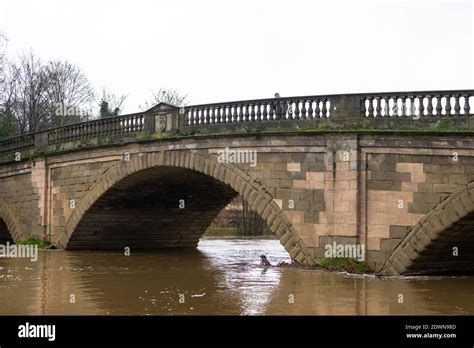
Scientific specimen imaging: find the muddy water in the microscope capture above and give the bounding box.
[0,238,473,315]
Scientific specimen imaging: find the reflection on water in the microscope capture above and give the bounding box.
[0,238,473,315]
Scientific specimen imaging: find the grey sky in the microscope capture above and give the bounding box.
[1,0,472,114]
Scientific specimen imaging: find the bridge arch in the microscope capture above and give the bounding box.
[382,183,474,275]
[0,196,23,243]
[58,151,312,264]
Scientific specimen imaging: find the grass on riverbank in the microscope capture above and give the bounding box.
[314,257,373,274]
[17,236,50,248]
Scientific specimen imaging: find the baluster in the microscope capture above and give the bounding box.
[463,94,471,115]
[284,101,291,119]
[409,96,416,117]
[256,103,262,121]
[315,99,321,117]
[375,97,382,117]
[228,106,233,123]
[389,97,396,116]
[274,100,281,120]
[322,99,328,117]
[216,107,221,123]
[381,97,388,116]
[220,107,226,123]
[426,96,433,116]
[292,100,299,120]
[248,104,254,122]
[453,95,461,115]
[435,95,443,116]
[445,95,452,115]
[208,107,213,124]
[262,102,268,121]
[225,106,230,123]
[418,96,424,117]
[210,107,216,124]
[360,98,367,116]
[299,100,306,119]
[213,107,218,124]
[237,105,242,122]
[266,102,272,120]
[307,99,314,118]
[185,110,190,125]
[227,106,232,123]
[385,97,392,116]
[244,104,250,122]
[400,96,407,116]
[367,98,374,117]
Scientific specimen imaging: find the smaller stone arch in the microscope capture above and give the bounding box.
[0,196,23,243]
[381,183,474,275]
[59,150,313,264]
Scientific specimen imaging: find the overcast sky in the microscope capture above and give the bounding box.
[0,0,473,113]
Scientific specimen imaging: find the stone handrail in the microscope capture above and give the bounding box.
[183,90,474,125]
[0,90,473,158]
[48,112,145,145]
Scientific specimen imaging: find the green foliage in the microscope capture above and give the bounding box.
[99,100,119,118]
[0,111,17,140]
[315,257,373,273]
[17,236,50,248]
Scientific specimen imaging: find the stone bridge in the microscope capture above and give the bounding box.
[1,90,474,275]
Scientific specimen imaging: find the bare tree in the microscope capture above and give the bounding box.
[0,34,16,139]
[140,88,188,110]
[0,32,7,87]
[4,51,50,133]
[45,60,95,126]
[233,196,267,236]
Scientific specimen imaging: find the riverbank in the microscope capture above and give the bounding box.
[203,227,275,238]
[275,257,374,274]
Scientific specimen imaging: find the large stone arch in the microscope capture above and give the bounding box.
[58,150,312,264]
[381,182,474,275]
[0,196,23,243]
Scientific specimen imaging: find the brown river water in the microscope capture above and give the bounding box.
[0,238,473,315]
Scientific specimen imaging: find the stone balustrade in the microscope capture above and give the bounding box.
[0,90,473,159]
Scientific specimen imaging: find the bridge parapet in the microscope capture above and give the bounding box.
[0,90,473,162]
[183,90,474,130]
